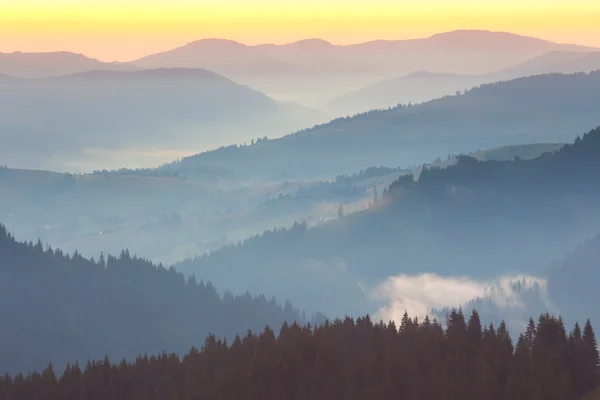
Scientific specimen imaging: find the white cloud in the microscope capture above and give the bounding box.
[370,273,548,323]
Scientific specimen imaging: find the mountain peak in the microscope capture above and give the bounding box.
[0,50,94,59]
[287,38,333,47]
[186,38,247,48]
[428,29,550,44]
[430,29,505,38]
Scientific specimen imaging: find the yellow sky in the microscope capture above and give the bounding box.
[1,0,599,62]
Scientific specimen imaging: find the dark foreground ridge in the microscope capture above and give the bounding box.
[0,225,320,375]
[0,310,598,400]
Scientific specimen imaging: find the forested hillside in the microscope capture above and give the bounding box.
[0,141,563,269]
[547,233,600,327]
[176,126,600,318]
[0,225,318,374]
[442,232,600,338]
[161,71,600,181]
[1,311,597,400]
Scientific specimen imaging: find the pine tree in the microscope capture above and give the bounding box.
[41,362,57,400]
[568,322,588,398]
[525,317,537,355]
[582,319,600,391]
[467,310,482,344]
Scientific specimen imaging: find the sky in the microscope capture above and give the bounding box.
[1,0,600,62]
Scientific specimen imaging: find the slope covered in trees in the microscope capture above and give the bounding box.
[0,225,318,375]
[1,311,598,400]
[546,233,600,328]
[440,231,600,339]
[176,125,600,318]
[161,71,600,181]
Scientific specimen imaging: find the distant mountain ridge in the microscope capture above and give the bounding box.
[131,30,598,108]
[0,67,323,171]
[3,30,597,110]
[44,67,232,82]
[159,71,600,181]
[327,71,483,115]
[490,50,600,79]
[328,51,600,116]
[0,51,137,78]
[134,30,596,77]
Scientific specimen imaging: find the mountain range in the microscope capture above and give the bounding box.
[328,51,600,116]
[158,71,600,181]
[2,30,597,110]
[0,68,322,171]
[133,30,595,78]
[131,30,598,108]
[174,125,600,318]
[0,51,135,78]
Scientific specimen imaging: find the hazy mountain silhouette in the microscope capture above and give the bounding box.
[0,51,137,78]
[328,51,600,116]
[347,30,595,76]
[161,71,600,182]
[132,30,597,108]
[0,68,322,171]
[490,51,600,79]
[135,30,595,77]
[327,71,483,116]
[135,37,363,75]
[0,73,22,81]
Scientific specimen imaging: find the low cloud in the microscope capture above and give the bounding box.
[370,273,548,323]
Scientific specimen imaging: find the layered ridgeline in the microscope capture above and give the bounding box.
[327,52,600,116]
[0,69,321,172]
[132,30,597,108]
[159,71,600,181]
[0,168,223,264]
[1,311,599,400]
[0,142,562,269]
[0,51,136,78]
[0,163,404,267]
[134,30,594,78]
[175,126,600,318]
[0,225,322,375]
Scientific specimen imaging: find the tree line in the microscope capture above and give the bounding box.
[0,224,321,375]
[0,310,597,400]
[386,125,600,197]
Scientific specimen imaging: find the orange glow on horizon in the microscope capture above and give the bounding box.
[1,0,599,62]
